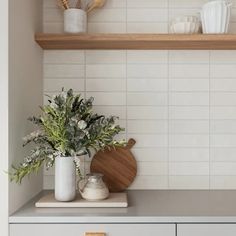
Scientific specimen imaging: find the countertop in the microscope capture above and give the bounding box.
[9,190,236,224]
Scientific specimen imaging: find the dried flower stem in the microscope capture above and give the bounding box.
[61,0,69,9]
[76,0,82,9]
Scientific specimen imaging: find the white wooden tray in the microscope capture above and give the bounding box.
[35,192,128,208]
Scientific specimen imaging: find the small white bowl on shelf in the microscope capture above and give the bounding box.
[171,15,200,24]
[170,22,201,34]
[170,15,201,34]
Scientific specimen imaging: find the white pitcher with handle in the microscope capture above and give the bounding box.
[78,173,109,201]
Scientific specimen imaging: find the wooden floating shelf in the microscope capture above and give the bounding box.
[35,33,236,50]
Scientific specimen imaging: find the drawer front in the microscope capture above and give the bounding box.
[178,224,236,236]
[10,224,175,236]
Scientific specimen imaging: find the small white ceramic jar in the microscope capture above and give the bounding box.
[64,9,87,33]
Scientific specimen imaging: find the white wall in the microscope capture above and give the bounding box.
[9,0,43,214]
[43,0,236,190]
[0,0,9,235]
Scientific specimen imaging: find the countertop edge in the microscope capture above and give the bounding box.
[9,216,236,224]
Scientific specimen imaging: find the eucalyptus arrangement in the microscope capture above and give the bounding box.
[10,89,125,184]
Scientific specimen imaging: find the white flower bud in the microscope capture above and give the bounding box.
[77,120,87,130]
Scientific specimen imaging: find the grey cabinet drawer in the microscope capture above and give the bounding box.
[10,224,175,236]
[178,224,236,236]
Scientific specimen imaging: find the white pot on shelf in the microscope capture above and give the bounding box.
[55,156,76,202]
[201,0,232,34]
[64,9,87,33]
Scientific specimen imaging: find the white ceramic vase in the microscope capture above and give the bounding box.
[201,0,232,34]
[64,9,87,33]
[55,156,76,202]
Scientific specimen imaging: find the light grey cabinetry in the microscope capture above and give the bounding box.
[178,224,236,236]
[10,224,175,236]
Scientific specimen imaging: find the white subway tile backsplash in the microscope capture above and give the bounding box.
[86,65,126,78]
[169,106,209,120]
[130,175,168,189]
[127,9,168,22]
[211,134,236,147]
[211,162,236,175]
[211,120,236,134]
[211,79,236,91]
[43,0,56,8]
[210,65,236,78]
[44,79,85,92]
[127,93,168,106]
[228,23,236,33]
[44,64,85,78]
[88,9,126,22]
[127,0,168,8]
[210,176,236,189]
[138,162,168,176]
[86,51,126,64]
[169,176,209,189]
[129,134,168,147]
[169,120,209,134]
[169,162,209,175]
[169,134,209,147]
[43,1,236,189]
[93,106,126,119]
[211,106,236,120]
[169,79,209,92]
[169,0,207,8]
[211,92,236,106]
[210,51,236,64]
[44,8,62,22]
[128,120,168,134]
[104,0,126,8]
[169,51,209,64]
[86,92,126,105]
[211,148,236,162]
[127,23,168,33]
[127,64,168,78]
[127,79,168,92]
[169,92,209,106]
[170,64,209,78]
[86,79,126,92]
[88,23,126,33]
[44,50,85,64]
[127,51,168,64]
[43,22,63,33]
[133,148,168,162]
[127,106,168,120]
[169,148,209,162]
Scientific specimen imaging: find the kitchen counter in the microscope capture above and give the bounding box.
[9,190,236,224]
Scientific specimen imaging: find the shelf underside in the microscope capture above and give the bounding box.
[35,33,236,50]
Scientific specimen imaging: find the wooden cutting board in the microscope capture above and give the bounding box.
[35,192,128,208]
[90,139,137,192]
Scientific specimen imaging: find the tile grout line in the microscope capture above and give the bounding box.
[125,0,128,141]
[209,50,211,189]
[167,0,170,189]
[84,50,87,175]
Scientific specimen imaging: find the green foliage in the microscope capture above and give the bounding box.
[10,88,125,183]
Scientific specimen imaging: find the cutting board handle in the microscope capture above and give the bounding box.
[126,138,136,149]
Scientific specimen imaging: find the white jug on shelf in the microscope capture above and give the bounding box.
[201,0,232,34]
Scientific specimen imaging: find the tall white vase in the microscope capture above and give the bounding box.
[55,156,76,202]
[64,9,87,33]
